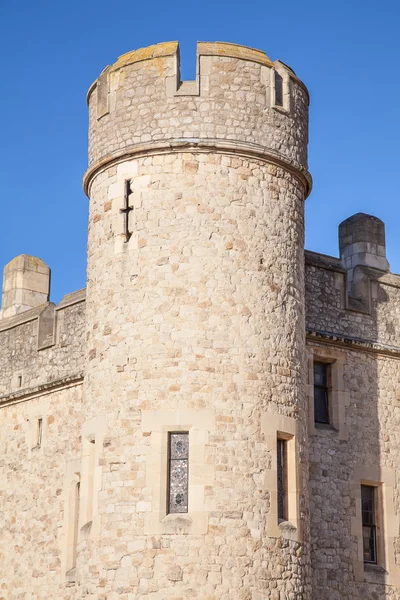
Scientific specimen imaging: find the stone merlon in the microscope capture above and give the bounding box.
[1,254,50,319]
[339,213,390,290]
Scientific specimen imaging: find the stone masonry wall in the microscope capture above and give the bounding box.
[0,291,85,398]
[0,290,86,598]
[306,253,400,599]
[307,343,400,600]
[82,150,310,600]
[80,42,311,600]
[305,251,400,346]
[0,383,84,600]
[86,42,309,175]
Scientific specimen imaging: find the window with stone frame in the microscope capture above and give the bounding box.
[362,484,378,564]
[313,362,331,424]
[168,432,189,514]
[36,417,43,448]
[277,437,288,522]
[274,71,284,107]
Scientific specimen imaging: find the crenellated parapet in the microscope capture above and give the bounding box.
[84,41,311,196]
[305,213,400,350]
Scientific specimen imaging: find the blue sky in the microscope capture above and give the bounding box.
[1,0,399,303]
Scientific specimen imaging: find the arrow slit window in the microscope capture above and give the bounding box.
[168,432,189,514]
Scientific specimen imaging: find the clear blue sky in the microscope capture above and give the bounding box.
[1,0,399,303]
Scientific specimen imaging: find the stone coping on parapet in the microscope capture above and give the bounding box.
[0,288,86,333]
[305,249,345,273]
[56,288,86,309]
[83,138,313,198]
[307,329,400,358]
[0,373,84,408]
[306,250,400,288]
[86,41,308,103]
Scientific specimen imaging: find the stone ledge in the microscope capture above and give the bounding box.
[305,250,345,273]
[307,329,400,357]
[0,289,85,333]
[0,373,84,408]
[56,288,86,310]
[0,302,49,332]
[83,137,312,198]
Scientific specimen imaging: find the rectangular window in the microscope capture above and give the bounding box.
[72,481,80,568]
[314,362,330,424]
[277,438,288,522]
[168,432,189,514]
[274,71,284,107]
[67,479,80,572]
[36,418,43,448]
[362,485,377,564]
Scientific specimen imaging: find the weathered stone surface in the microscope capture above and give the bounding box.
[1,41,399,600]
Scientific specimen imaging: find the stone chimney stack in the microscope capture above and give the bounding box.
[339,213,390,290]
[1,255,50,319]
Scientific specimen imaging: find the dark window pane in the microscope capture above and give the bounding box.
[168,433,189,514]
[277,438,287,522]
[275,72,284,107]
[361,485,377,564]
[314,362,330,424]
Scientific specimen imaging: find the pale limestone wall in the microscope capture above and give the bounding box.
[0,291,86,599]
[81,41,311,600]
[305,251,400,346]
[0,290,85,398]
[85,42,309,176]
[0,383,84,600]
[2,38,400,600]
[307,343,400,600]
[306,255,400,599]
[83,149,310,598]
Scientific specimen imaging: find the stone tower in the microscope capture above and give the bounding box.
[82,42,312,599]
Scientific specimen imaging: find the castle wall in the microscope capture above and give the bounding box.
[82,150,310,599]
[81,41,312,600]
[0,290,85,398]
[305,254,400,600]
[85,42,309,174]
[0,384,84,600]
[305,251,400,346]
[4,39,400,600]
[0,291,86,599]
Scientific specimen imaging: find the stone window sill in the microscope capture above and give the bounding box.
[314,422,338,435]
[278,520,298,540]
[160,513,193,534]
[364,563,386,575]
[65,567,76,587]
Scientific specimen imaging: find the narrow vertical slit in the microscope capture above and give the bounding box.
[72,481,80,568]
[37,418,43,448]
[87,440,96,522]
[274,71,284,107]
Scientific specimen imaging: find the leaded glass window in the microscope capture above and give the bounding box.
[277,438,288,522]
[362,485,377,564]
[314,362,330,424]
[168,432,189,514]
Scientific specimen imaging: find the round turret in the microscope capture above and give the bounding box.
[81,41,312,599]
[84,41,311,195]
